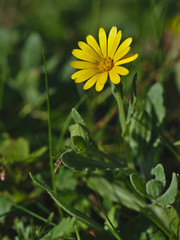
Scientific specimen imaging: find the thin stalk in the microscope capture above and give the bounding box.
[42,49,56,191]
[160,135,180,162]
[96,193,122,240]
[111,83,126,133]
[143,208,176,240]
[111,83,134,168]
[13,204,56,227]
[74,224,81,240]
[57,94,87,151]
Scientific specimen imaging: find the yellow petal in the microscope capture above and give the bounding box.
[78,41,100,60]
[109,68,121,84]
[113,38,132,61]
[71,69,99,82]
[86,35,103,57]
[83,74,100,90]
[99,28,107,56]
[95,72,108,91]
[109,30,122,58]
[70,61,97,69]
[108,26,117,57]
[72,49,97,63]
[95,81,104,92]
[98,71,108,85]
[112,66,129,75]
[115,53,138,66]
[113,46,130,63]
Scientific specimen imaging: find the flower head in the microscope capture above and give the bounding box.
[71,26,138,92]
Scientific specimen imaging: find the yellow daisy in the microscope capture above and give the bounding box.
[70,26,138,92]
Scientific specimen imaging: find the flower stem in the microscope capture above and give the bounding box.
[111,82,134,169]
[111,83,126,133]
[42,50,56,191]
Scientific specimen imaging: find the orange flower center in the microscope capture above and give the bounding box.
[98,57,114,72]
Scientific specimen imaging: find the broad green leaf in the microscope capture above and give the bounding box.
[166,207,179,236]
[88,177,145,212]
[146,180,164,199]
[21,32,43,69]
[130,173,147,197]
[114,184,146,212]
[29,173,105,234]
[55,168,77,191]
[151,164,166,188]
[0,192,13,220]
[146,164,166,199]
[61,150,118,170]
[42,217,76,239]
[71,108,86,127]
[87,177,119,202]
[156,173,178,207]
[2,137,29,162]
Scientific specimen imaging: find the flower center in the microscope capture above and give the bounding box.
[98,57,114,72]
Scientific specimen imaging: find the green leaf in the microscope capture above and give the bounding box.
[130,173,147,197]
[55,168,77,191]
[2,137,29,162]
[151,164,166,188]
[0,192,13,220]
[29,173,105,234]
[71,108,86,127]
[146,179,164,199]
[72,136,98,153]
[166,207,180,236]
[140,225,166,240]
[72,136,89,153]
[42,217,76,239]
[88,177,145,212]
[21,32,43,69]
[69,123,89,141]
[156,173,178,207]
[61,149,118,170]
[146,164,166,199]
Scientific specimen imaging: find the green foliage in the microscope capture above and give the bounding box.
[1,0,180,239]
[29,173,106,234]
[21,33,43,70]
[155,173,178,207]
[0,192,13,221]
[130,164,178,207]
[42,217,76,240]
[0,135,47,163]
[61,149,118,170]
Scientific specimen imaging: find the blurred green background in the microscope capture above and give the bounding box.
[0,0,180,239]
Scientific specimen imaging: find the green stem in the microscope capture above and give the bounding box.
[96,193,122,240]
[143,208,176,240]
[42,50,56,191]
[74,224,81,240]
[111,83,126,133]
[111,83,134,168]
[13,204,56,227]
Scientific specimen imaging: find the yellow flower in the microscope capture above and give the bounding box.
[70,26,138,92]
